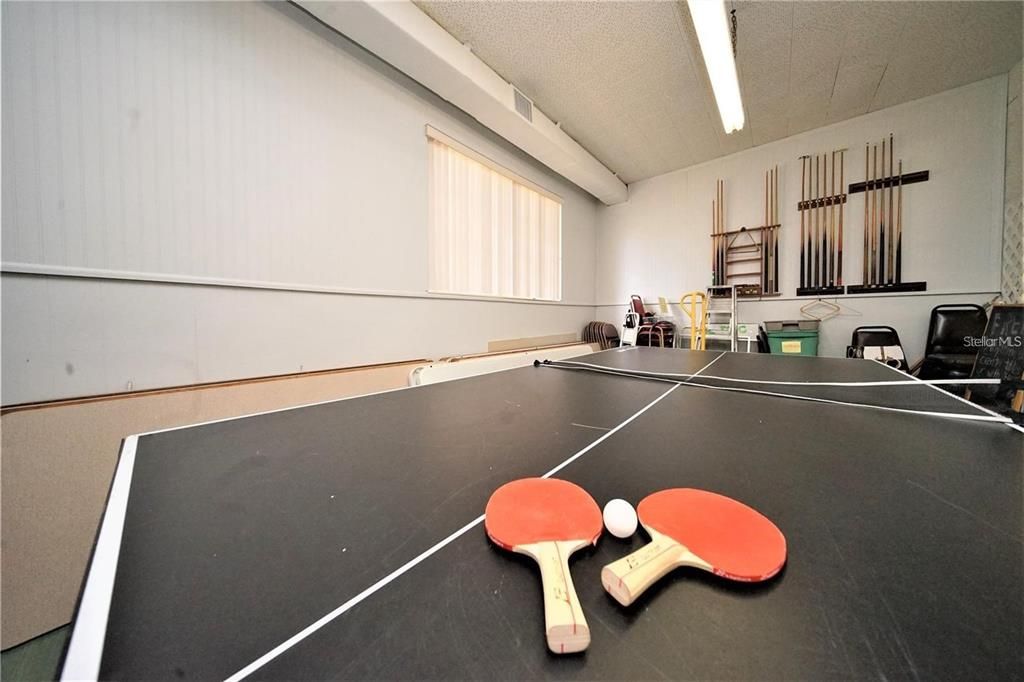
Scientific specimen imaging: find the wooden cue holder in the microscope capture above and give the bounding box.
[709,170,782,298]
[796,150,847,297]
[846,133,927,295]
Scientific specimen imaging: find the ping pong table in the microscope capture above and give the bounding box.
[61,348,1022,680]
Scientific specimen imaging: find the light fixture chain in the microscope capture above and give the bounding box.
[730,9,738,57]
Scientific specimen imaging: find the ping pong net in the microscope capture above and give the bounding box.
[536,358,1009,424]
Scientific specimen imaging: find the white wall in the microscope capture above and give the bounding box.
[595,77,1008,362]
[1,2,600,404]
[2,2,1013,405]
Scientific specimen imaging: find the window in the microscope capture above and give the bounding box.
[427,127,562,301]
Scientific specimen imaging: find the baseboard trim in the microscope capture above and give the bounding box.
[442,341,593,363]
[0,359,429,415]
[487,333,579,353]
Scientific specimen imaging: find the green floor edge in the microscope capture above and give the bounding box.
[1,625,69,682]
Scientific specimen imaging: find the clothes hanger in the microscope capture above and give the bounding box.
[800,298,845,321]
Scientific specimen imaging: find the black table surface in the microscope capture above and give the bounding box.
[62,348,1022,680]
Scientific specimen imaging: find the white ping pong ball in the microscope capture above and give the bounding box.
[603,499,638,538]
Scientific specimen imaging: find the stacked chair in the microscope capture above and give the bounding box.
[583,321,620,350]
[629,295,676,347]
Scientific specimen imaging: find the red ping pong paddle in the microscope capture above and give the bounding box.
[485,478,602,653]
[601,488,786,606]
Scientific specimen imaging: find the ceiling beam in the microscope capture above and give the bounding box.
[296,0,629,205]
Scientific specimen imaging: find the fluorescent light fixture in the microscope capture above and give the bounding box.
[687,0,745,133]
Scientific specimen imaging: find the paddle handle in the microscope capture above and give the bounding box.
[601,531,709,606]
[521,540,591,654]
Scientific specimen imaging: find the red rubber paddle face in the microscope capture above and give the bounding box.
[638,488,786,581]
[485,478,602,550]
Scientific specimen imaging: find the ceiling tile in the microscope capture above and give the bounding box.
[828,62,886,121]
[415,0,1022,185]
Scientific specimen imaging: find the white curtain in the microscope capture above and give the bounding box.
[428,137,562,301]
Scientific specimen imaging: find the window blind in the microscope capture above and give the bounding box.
[427,131,562,301]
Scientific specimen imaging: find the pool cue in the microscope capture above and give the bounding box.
[888,133,895,284]
[714,186,718,284]
[809,155,816,289]
[763,170,768,293]
[881,138,888,283]
[829,154,835,285]
[800,156,806,289]
[862,144,868,285]
[769,167,775,293]
[720,195,725,284]
[820,154,826,287]
[716,180,724,284]
[896,160,903,283]
[717,195,722,285]
[821,154,828,287]
[824,152,830,287]
[716,183,721,284]
[768,168,773,293]
[838,148,845,285]
[719,180,725,285]
[768,167,774,293]
[814,155,820,287]
[716,184,724,282]
[819,154,825,287]
[714,187,721,285]
[871,144,878,285]
[879,138,887,284]
[809,154,815,289]
[808,156,814,288]
[881,137,887,284]
[806,157,815,286]
[878,144,883,284]
[811,156,817,287]
[831,152,838,286]
[773,164,779,293]
[771,167,774,294]
[829,150,836,287]
[824,153,830,286]
[813,154,818,287]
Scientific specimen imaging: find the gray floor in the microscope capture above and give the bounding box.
[1,626,68,682]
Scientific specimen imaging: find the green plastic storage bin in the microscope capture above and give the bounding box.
[764,320,819,356]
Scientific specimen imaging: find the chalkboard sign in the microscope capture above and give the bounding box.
[969,305,1024,409]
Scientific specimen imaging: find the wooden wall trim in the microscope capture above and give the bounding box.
[0,359,429,414]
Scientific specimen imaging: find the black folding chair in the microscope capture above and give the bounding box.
[917,304,988,381]
[846,325,909,372]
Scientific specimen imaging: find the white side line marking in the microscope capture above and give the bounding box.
[61,436,139,681]
[875,359,1022,432]
[541,361,1010,423]
[550,359,1000,388]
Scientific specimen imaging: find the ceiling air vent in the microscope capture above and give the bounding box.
[513,88,533,123]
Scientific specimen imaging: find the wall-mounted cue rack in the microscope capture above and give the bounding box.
[795,133,929,296]
[709,171,781,297]
[845,133,927,294]
[797,149,846,297]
